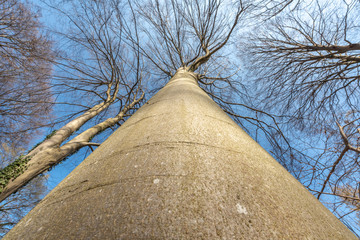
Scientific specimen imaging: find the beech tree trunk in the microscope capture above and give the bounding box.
[0,91,143,203]
[4,68,356,239]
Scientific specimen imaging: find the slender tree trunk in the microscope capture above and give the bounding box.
[0,94,142,202]
[4,68,356,239]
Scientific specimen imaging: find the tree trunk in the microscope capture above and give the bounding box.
[0,91,143,203]
[4,68,356,239]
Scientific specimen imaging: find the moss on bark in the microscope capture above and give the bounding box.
[0,155,31,193]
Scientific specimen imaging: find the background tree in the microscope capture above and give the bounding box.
[0,0,144,203]
[0,0,53,235]
[0,0,53,151]
[244,0,360,234]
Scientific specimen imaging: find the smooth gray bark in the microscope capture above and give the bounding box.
[0,89,142,203]
[4,68,356,239]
